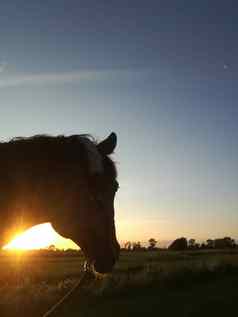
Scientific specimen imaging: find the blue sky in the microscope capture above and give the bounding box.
[0,1,238,243]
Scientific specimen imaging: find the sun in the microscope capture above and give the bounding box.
[3,223,79,250]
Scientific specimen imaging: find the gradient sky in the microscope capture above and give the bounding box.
[0,1,238,245]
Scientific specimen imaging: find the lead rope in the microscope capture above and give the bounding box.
[42,262,95,317]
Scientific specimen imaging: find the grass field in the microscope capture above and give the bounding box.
[1,249,238,316]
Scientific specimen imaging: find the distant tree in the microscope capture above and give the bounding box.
[224,237,236,248]
[168,237,188,251]
[48,244,57,251]
[148,238,157,250]
[132,241,142,251]
[200,243,206,249]
[231,239,236,248]
[206,239,214,249]
[214,237,236,249]
[188,239,196,249]
[124,241,132,251]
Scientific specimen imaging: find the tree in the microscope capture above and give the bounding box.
[148,238,157,250]
[188,239,196,249]
[48,244,57,251]
[214,237,236,249]
[206,239,214,249]
[168,237,188,251]
[224,237,236,248]
[124,241,132,251]
[132,241,142,251]
[231,239,236,248]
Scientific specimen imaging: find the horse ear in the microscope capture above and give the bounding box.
[97,132,117,155]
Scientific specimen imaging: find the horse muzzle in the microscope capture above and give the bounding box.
[93,243,120,274]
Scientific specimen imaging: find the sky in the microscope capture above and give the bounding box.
[0,1,238,247]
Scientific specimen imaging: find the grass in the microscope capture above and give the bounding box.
[1,249,238,316]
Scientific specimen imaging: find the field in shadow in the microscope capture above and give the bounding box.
[1,250,238,316]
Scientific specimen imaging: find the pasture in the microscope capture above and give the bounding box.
[1,249,238,316]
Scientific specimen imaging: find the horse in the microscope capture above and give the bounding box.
[0,132,120,273]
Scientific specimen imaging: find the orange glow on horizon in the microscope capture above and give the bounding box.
[3,223,79,250]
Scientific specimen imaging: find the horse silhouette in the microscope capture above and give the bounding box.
[0,132,120,273]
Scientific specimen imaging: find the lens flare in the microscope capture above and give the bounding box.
[3,223,79,250]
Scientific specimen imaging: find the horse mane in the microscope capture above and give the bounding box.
[0,134,117,179]
[9,133,96,145]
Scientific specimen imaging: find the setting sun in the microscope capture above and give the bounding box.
[3,223,79,250]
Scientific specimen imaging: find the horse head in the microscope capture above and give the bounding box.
[52,133,120,274]
[81,132,120,273]
[0,132,120,274]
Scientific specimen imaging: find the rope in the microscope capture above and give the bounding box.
[42,264,95,317]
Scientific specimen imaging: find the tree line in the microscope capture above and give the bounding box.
[122,236,237,251]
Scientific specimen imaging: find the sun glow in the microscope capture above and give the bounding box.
[3,223,79,250]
